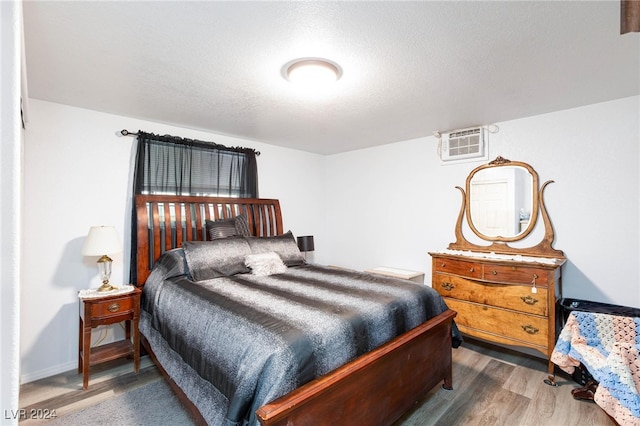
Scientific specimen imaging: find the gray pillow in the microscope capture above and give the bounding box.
[244,231,305,266]
[205,214,251,240]
[182,237,251,281]
[145,248,189,283]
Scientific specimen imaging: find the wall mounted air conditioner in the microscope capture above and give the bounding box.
[439,127,488,163]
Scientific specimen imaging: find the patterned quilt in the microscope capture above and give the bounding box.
[551,311,640,425]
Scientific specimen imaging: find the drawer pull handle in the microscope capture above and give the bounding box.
[521,324,539,334]
[469,267,475,272]
[441,282,455,291]
[520,296,539,305]
[492,270,498,275]
[107,303,120,313]
[440,262,446,268]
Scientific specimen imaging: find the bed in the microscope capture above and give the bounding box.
[134,194,460,425]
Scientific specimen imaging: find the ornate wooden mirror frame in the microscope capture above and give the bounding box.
[448,156,565,258]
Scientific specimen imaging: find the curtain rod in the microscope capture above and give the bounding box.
[118,129,260,156]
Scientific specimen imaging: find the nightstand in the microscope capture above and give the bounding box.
[78,287,141,389]
[365,267,425,284]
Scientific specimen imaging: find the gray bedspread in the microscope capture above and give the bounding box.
[140,249,459,425]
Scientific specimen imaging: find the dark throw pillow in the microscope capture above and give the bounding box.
[205,214,251,240]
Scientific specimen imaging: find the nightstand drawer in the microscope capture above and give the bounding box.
[433,274,548,316]
[91,297,135,318]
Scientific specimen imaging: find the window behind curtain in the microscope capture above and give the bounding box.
[130,131,259,284]
[134,132,258,198]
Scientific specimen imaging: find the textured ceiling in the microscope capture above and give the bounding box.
[23,1,639,155]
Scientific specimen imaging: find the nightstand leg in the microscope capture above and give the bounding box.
[125,319,131,341]
[82,319,91,390]
[133,317,140,372]
[78,317,83,374]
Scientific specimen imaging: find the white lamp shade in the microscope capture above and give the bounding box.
[81,226,122,256]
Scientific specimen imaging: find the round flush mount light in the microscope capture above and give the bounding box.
[281,58,342,86]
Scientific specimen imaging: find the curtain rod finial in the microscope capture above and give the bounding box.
[120,129,138,137]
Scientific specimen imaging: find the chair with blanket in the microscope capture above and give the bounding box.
[551,309,640,425]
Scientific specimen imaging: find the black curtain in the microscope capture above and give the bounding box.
[133,131,258,197]
[130,131,258,284]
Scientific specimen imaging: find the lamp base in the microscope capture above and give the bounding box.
[97,281,116,292]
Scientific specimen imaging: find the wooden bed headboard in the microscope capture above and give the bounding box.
[134,194,283,286]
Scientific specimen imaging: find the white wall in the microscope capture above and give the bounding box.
[21,96,639,384]
[20,99,325,383]
[324,96,640,308]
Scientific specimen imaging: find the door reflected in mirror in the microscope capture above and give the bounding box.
[469,166,533,238]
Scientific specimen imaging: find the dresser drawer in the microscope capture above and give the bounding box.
[433,257,482,279]
[91,297,135,318]
[433,274,548,316]
[446,299,548,347]
[481,265,549,287]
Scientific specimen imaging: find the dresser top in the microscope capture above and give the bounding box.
[429,249,566,267]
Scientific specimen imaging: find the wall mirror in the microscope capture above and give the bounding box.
[449,156,564,258]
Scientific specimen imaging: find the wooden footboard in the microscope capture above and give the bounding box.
[256,309,456,426]
[142,309,456,426]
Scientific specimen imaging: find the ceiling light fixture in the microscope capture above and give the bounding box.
[282,58,342,86]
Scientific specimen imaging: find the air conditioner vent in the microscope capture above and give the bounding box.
[439,127,487,162]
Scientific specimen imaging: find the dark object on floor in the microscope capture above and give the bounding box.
[559,298,640,322]
[571,380,598,402]
[571,362,595,386]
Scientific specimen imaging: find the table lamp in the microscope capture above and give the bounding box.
[82,226,122,292]
[296,235,315,260]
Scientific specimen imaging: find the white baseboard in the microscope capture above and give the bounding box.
[20,360,77,384]
[20,355,154,385]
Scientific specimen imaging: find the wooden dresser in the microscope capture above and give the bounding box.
[436,156,566,383]
[430,251,565,378]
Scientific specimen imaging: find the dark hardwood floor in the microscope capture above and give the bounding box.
[19,338,614,425]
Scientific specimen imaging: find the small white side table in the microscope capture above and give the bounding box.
[365,267,425,284]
